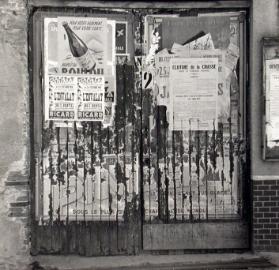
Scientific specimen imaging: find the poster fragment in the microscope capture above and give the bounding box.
[43,154,138,221]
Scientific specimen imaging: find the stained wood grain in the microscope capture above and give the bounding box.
[143,222,249,250]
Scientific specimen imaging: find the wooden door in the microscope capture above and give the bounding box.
[31,7,250,255]
[31,9,141,256]
[141,11,250,250]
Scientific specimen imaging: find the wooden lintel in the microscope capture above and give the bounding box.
[28,1,251,9]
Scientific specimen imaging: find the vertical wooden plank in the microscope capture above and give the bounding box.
[188,125,193,221]
[126,65,140,254]
[204,131,209,220]
[73,123,79,254]
[195,130,201,220]
[65,126,70,252]
[142,88,152,223]
[30,10,42,255]
[209,122,217,219]
[179,129,184,221]
[89,122,101,256]
[172,130,177,221]
[115,64,127,254]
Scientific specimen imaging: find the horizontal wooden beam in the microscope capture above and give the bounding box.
[143,221,249,250]
[28,1,251,9]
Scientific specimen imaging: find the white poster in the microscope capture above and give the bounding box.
[44,17,117,123]
[45,75,77,121]
[169,58,218,130]
[265,59,279,146]
[77,76,105,121]
[58,17,107,75]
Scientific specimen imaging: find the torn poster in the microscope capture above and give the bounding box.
[162,16,230,50]
[103,76,116,127]
[169,58,218,130]
[171,33,215,54]
[44,18,58,74]
[144,14,178,62]
[225,43,239,71]
[154,49,177,105]
[43,153,139,221]
[106,20,116,76]
[58,17,107,75]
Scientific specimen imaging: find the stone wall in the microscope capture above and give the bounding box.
[0,0,30,269]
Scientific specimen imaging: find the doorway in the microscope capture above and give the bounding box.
[30,6,250,255]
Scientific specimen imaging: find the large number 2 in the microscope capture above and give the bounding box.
[143,71,153,89]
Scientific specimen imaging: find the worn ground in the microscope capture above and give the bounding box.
[12,252,277,270]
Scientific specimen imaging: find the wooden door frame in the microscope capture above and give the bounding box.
[28,1,252,255]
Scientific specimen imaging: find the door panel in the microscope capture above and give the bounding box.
[141,12,249,249]
[143,222,248,250]
[32,10,141,255]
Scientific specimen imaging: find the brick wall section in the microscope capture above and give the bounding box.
[253,180,279,251]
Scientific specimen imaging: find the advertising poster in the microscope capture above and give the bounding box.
[154,48,227,120]
[169,57,218,131]
[77,76,105,121]
[57,17,107,75]
[44,17,117,123]
[45,75,77,121]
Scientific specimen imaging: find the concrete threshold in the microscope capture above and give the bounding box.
[32,252,279,270]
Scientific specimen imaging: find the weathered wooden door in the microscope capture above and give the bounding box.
[31,10,141,256]
[141,11,250,250]
[31,7,250,255]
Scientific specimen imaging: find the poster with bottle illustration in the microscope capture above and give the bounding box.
[57,17,107,76]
